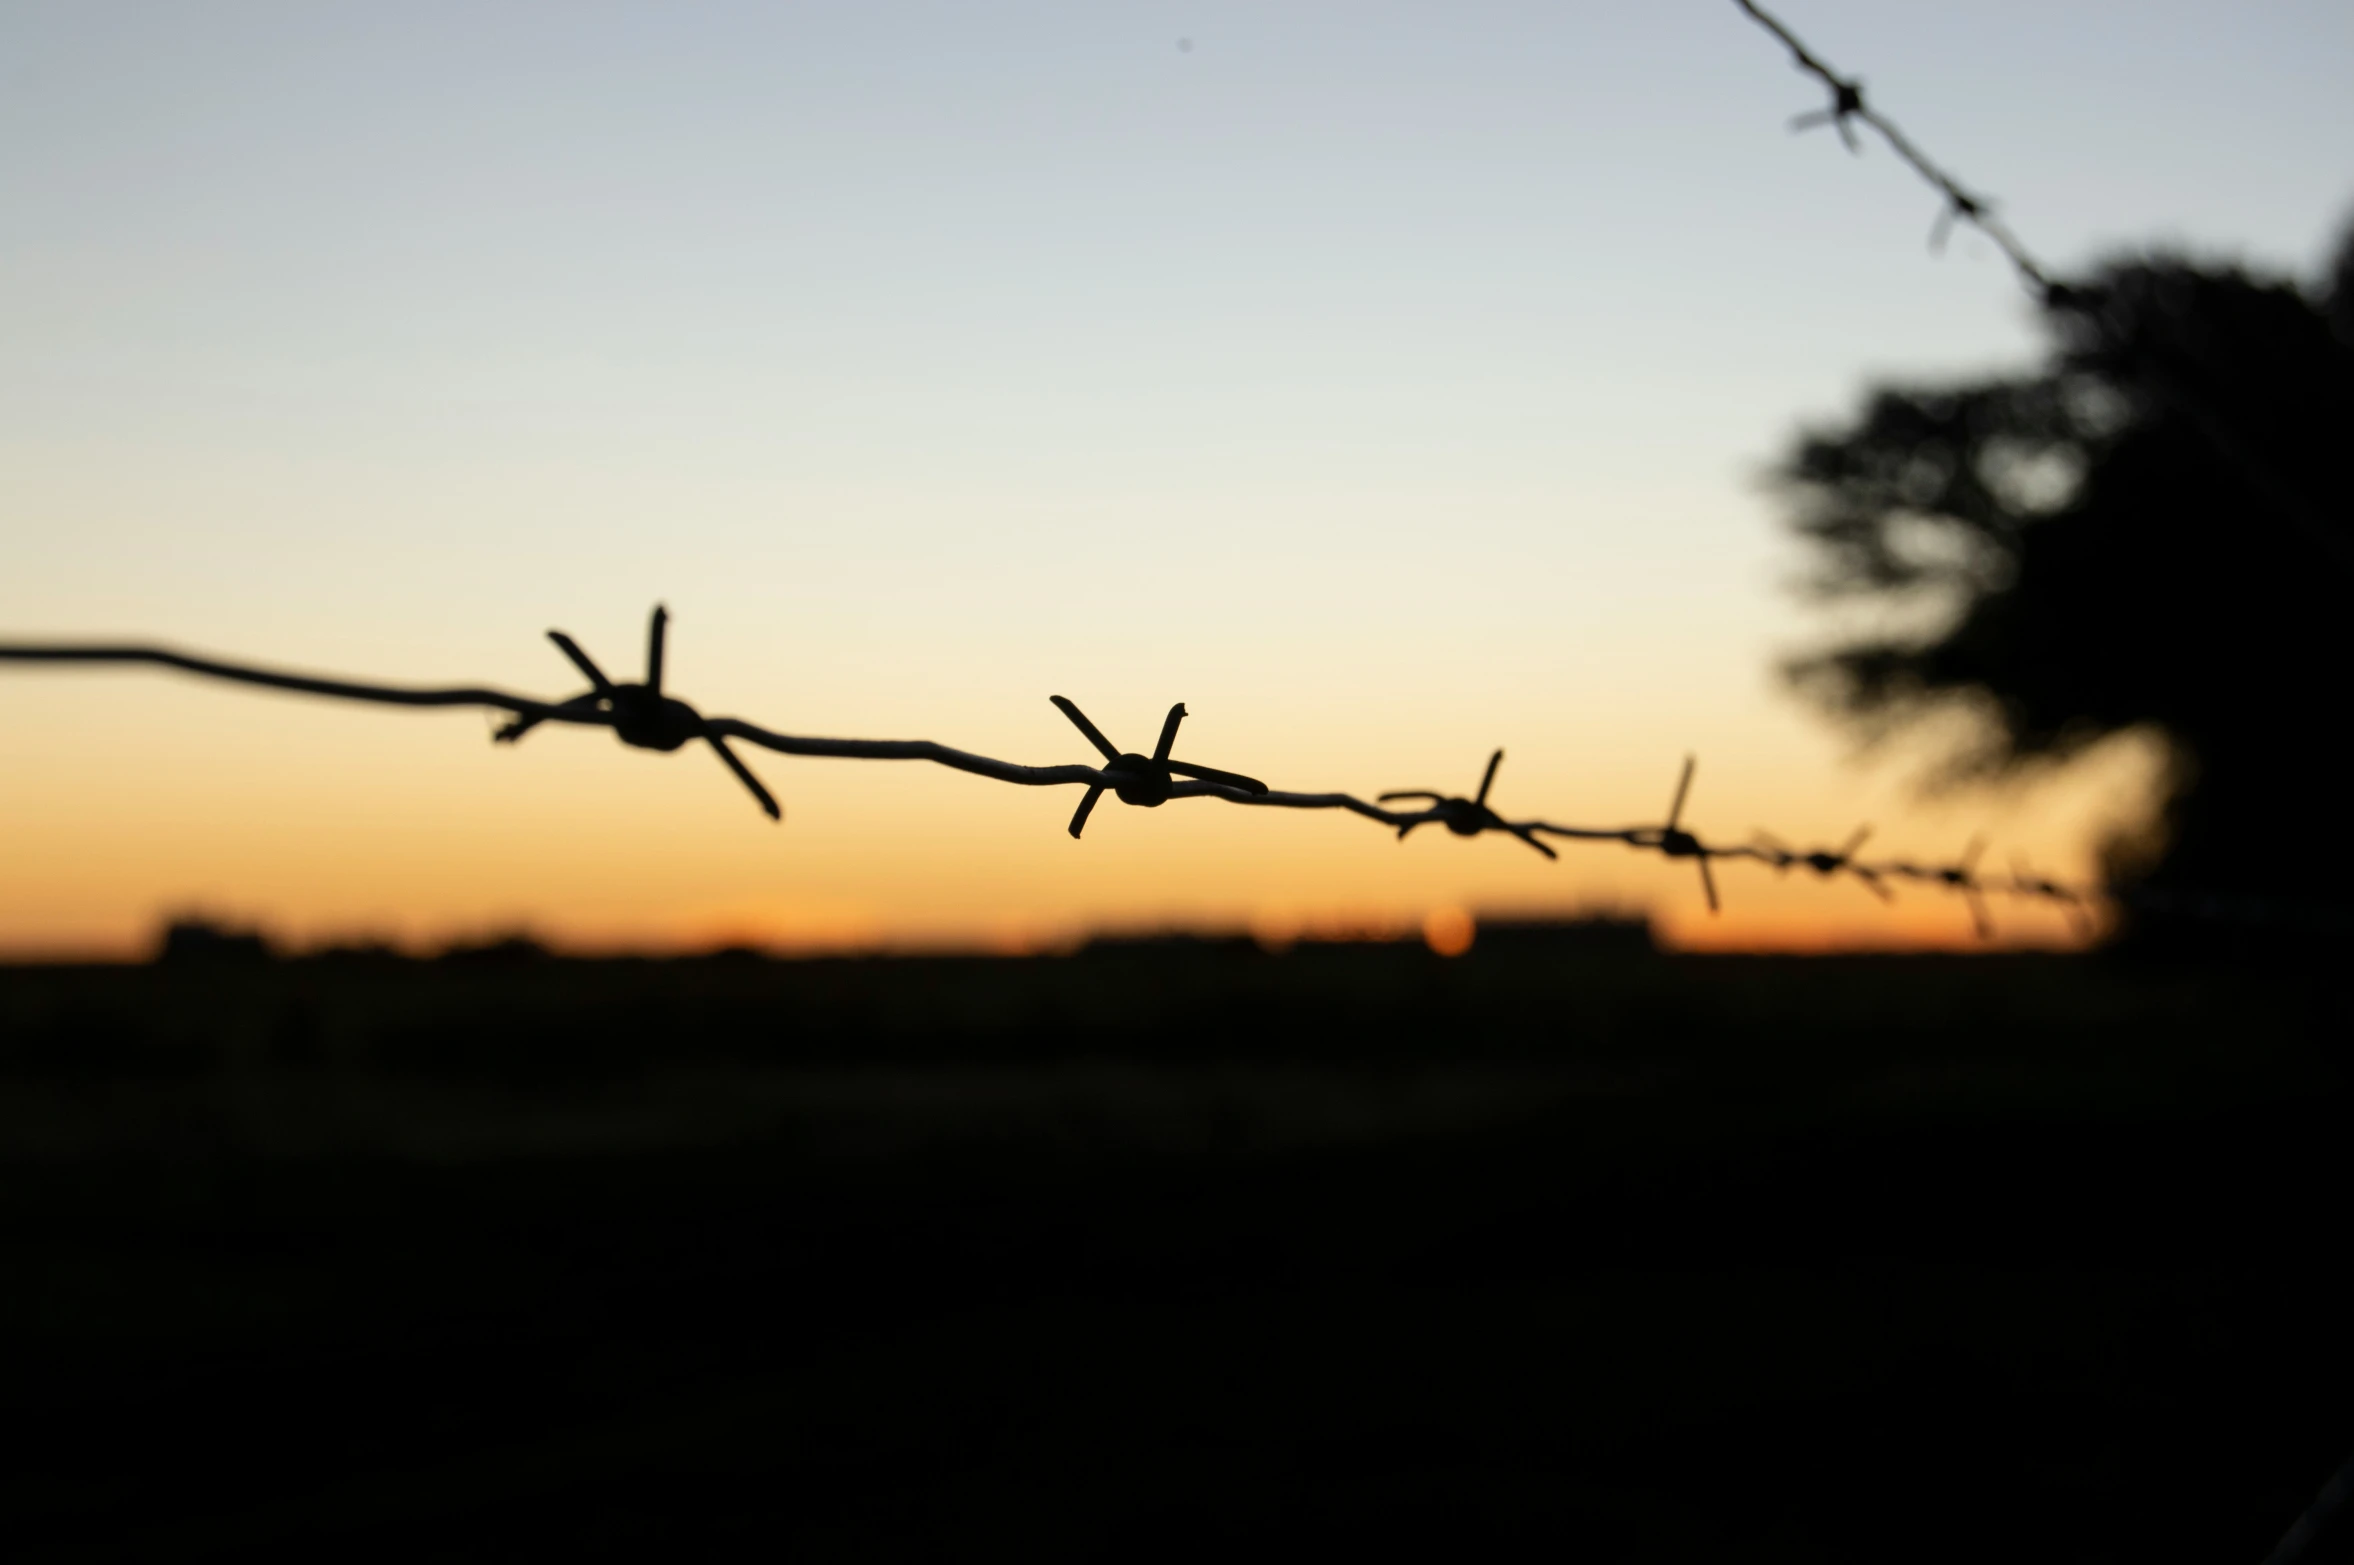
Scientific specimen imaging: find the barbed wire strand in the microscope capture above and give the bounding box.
[1729,0,2354,579]
[1732,17,2354,1553]
[1729,0,2051,292]
[3,608,2115,938]
[4,9,2339,944]
[7,16,2343,1545]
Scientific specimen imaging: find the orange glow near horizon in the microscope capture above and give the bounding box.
[10,5,2296,957]
[0,656,2152,962]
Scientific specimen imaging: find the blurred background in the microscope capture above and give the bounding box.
[8,6,2354,1558]
[7,0,2349,957]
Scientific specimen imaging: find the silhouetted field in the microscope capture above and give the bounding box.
[3,936,2348,1560]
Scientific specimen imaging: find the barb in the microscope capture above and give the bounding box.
[1609,757,1730,913]
[1752,824,1893,903]
[1379,749,1560,860]
[1044,696,1268,839]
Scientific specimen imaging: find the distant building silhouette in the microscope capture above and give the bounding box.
[439,933,552,966]
[154,916,273,965]
[1468,913,1656,958]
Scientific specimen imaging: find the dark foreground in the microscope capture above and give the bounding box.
[2,937,2349,1561]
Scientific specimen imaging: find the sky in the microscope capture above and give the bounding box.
[3,0,2350,957]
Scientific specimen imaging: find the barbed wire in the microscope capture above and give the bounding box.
[1,605,2103,937]
[1730,0,2354,579]
[6,7,2334,948]
[1733,19,2353,1554]
[9,17,2334,1550]
[1722,0,2354,953]
[1730,0,2055,295]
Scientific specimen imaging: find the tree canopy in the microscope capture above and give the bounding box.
[1775,230,2354,914]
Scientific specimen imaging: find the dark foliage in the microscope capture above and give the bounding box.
[1776,230,2354,912]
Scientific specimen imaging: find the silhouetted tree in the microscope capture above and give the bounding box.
[1774,226,2354,922]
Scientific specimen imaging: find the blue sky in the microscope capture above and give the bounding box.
[4,1,2349,951]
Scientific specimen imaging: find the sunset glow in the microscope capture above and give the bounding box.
[4,3,2346,958]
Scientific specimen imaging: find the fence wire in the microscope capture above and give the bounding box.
[6,4,2339,954]
[2,607,2098,936]
[1731,0,2354,579]
[1740,18,2353,1560]
[3,13,2347,1560]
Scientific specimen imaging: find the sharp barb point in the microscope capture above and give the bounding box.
[705,732,779,821]
[1154,703,1187,763]
[1477,749,1503,808]
[1666,756,1695,830]
[1050,696,1122,764]
[1169,760,1267,794]
[1068,785,1104,839]
[1511,826,1559,862]
[547,631,615,695]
